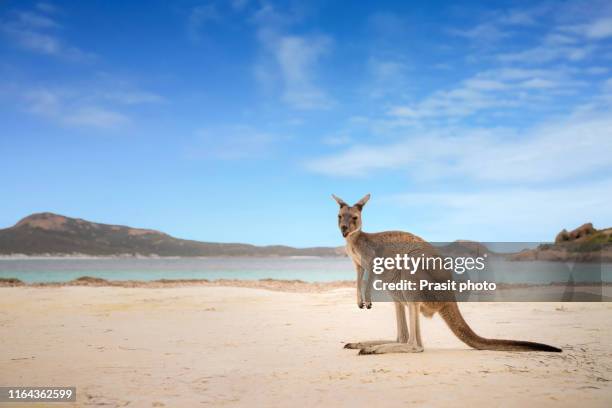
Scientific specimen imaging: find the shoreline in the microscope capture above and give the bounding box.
[1,253,611,262]
[0,254,346,260]
[0,276,356,292]
[2,276,611,294]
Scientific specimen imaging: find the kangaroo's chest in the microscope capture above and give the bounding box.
[346,240,363,266]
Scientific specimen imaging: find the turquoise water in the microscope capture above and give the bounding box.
[0,257,355,283]
[0,257,610,284]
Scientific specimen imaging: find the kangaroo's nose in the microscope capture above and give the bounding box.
[341,226,348,233]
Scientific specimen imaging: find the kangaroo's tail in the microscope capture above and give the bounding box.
[438,302,562,352]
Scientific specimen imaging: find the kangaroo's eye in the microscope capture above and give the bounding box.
[352,216,358,221]
[338,215,341,219]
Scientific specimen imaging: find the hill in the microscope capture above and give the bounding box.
[0,213,345,257]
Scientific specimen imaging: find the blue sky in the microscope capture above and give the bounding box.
[1,0,611,247]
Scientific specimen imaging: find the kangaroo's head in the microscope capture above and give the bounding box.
[332,194,370,238]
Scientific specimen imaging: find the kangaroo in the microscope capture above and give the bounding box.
[333,193,562,355]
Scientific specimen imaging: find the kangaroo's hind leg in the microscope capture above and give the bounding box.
[344,302,408,349]
[358,302,424,355]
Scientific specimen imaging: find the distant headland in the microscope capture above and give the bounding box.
[0,213,345,257]
[0,213,609,261]
[509,223,612,262]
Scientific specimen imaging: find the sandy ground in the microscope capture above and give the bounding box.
[1,286,611,407]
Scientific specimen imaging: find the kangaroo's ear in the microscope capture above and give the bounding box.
[331,194,348,208]
[354,193,371,211]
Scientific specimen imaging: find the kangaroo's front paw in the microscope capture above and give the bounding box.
[357,301,372,309]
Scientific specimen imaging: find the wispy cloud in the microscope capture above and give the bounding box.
[365,57,410,99]
[35,2,57,14]
[562,17,612,39]
[1,4,94,61]
[583,17,612,38]
[252,4,334,110]
[306,110,612,183]
[322,134,352,146]
[187,4,221,42]
[497,41,594,63]
[382,179,612,241]
[62,107,129,128]
[273,34,333,109]
[231,0,250,12]
[496,9,539,25]
[101,90,165,105]
[15,11,59,29]
[17,83,164,129]
[451,22,510,43]
[23,89,129,128]
[188,125,281,160]
[0,3,167,130]
[452,4,611,65]
[384,67,583,122]
[450,6,543,44]
[367,12,409,39]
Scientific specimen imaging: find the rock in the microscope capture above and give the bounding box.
[555,223,597,243]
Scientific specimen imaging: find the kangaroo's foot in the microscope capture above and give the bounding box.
[357,301,372,309]
[344,340,394,349]
[358,343,424,355]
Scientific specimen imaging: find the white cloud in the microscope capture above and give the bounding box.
[63,107,129,128]
[452,5,611,70]
[4,25,59,53]
[16,11,59,29]
[384,67,583,122]
[17,82,164,129]
[585,66,609,75]
[35,3,57,14]
[365,58,410,99]
[497,9,538,26]
[450,6,545,44]
[584,17,612,38]
[451,23,509,43]
[544,33,577,46]
[187,4,220,41]
[322,134,352,146]
[387,87,503,120]
[252,4,333,109]
[274,34,333,109]
[1,6,93,60]
[189,125,279,160]
[23,89,129,129]
[101,90,165,105]
[23,89,61,118]
[305,111,612,183]
[231,0,249,11]
[498,43,593,63]
[382,179,612,241]
[519,78,557,89]
[564,17,612,40]
[367,12,408,39]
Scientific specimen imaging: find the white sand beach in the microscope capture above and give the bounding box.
[1,285,611,407]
